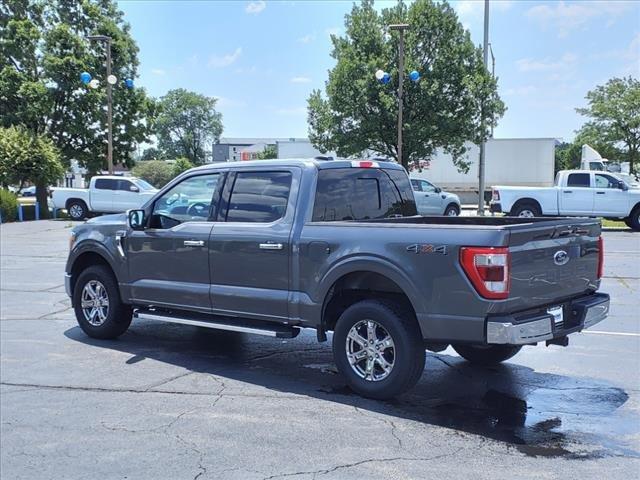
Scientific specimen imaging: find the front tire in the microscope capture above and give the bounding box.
[332,299,425,400]
[67,200,88,220]
[444,204,460,217]
[73,265,132,339]
[452,344,522,365]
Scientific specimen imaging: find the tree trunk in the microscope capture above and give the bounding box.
[35,181,51,220]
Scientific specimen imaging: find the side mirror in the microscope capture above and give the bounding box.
[128,209,146,230]
[130,185,140,193]
[435,187,442,193]
[618,181,628,191]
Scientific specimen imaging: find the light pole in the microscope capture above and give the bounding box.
[477,0,490,216]
[389,23,409,166]
[87,35,114,174]
[489,42,495,138]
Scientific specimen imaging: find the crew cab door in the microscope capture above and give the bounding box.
[208,168,298,321]
[593,173,628,216]
[411,179,442,215]
[126,172,224,311]
[559,172,594,215]
[113,179,141,212]
[91,178,116,212]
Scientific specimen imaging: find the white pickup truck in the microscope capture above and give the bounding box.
[491,169,640,231]
[52,176,158,220]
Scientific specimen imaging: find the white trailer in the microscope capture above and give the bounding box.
[410,138,557,202]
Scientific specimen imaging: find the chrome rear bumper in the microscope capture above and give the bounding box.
[486,293,610,345]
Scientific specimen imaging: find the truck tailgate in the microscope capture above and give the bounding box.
[507,220,601,310]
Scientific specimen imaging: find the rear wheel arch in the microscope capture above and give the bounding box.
[510,198,542,217]
[321,269,421,335]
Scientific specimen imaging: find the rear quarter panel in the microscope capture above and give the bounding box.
[494,186,559,215]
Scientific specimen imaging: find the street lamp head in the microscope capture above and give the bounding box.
[388,23,409,31]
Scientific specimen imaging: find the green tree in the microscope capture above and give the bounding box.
[155,89,223,164]
[255,144,277,160]
[576,77,640,175]
[0,126,64,210]
[141,147,167,161]
[307,0,504,170]
[172,157,194,177]
[0,0,155,209]
[131,160,174,188]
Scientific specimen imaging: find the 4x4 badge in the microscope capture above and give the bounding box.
[406,244,448,255]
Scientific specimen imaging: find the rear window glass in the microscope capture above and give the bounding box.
[312,168,417,221]
[567,173,590,187]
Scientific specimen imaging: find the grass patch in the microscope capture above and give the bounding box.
[601,218,628,229]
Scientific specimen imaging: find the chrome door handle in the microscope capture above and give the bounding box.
[596,191,605,194]
[184,240,205,247]
[259,243,284,250]
[115,230,126,258]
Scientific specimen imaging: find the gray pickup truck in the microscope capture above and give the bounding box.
[65,159,609,399]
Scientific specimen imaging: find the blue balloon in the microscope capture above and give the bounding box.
[124,78,134,88]
[409,70,420,82]
[381,72,391,84]
[80,72,92,84]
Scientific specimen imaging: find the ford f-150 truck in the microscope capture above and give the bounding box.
[65,159,609,399]
[52,176,158,220]
[491,169,640,230]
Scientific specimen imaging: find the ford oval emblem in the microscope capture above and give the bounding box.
[553,250,570,266]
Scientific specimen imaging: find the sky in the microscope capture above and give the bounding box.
[117,0,640,143]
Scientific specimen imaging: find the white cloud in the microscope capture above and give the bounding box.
[590,32,640,77]
[290,76,311,83]
[297,33,315,44]
[208,47,242,68]
[245,1,266,15]
[275,107,306,116]
[526,1,634,38]
[234,65,258,74]
[504,85,538,96]
[214,96,247,108]
[516,53,578,72]
[151,68,166,76]
[454,0,512,18]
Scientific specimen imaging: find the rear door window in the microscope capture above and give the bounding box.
[226,171,293,223]
[567,173,591,187]
[94,178,117,190]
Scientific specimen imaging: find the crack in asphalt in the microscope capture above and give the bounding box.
[261,448,464,480]
[431,355,473,379]
[248,347,329,363]
[144,371,195,391]
[353,406,403,449]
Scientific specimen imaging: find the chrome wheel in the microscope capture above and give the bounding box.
[518,209,535,218]
[346,319,395,382]
[81,280,109,326]
[69,204,84,219]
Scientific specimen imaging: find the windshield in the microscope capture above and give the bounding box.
[134,178,157,191]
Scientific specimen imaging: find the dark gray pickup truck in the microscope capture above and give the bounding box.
[65,159,609,399]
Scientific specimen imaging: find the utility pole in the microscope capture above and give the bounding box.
[389,23,409,167]
[87,35,114,174]
[489,42,495,137]
[477,0,489,216]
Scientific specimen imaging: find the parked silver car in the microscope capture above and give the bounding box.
[410,178,461,216]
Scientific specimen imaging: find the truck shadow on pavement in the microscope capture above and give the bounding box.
[64,321,638,460]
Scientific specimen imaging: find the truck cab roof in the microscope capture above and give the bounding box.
[190,158,405,172]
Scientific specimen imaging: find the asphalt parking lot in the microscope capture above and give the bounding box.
[1,220,639,479]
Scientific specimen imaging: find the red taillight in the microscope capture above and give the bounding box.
[460,247,511,300]
[597,236,604,279]
[492,189,500,201]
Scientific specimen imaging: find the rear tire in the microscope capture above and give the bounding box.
[67,200,88,220]
[627,207,640,231]
[452,344,522,365]
[511,202,541,218]
[73,265,132,339]
[444,204,460,217]
[332,299,425,400]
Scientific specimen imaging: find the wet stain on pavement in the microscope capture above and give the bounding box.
[65,323,639,460]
